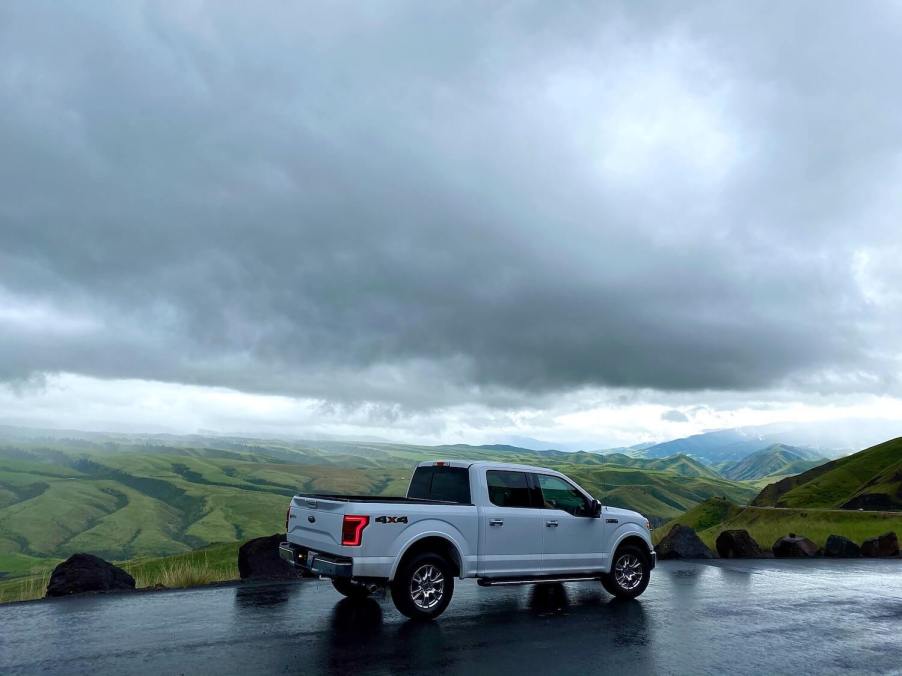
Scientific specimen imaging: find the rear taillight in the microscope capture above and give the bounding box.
[285,507,291,532]
[341,515,369,546]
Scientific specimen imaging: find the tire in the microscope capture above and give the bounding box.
[601,544,651,599]
[332,578,376,599]
[390,552,455,620]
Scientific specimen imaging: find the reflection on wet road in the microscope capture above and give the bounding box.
[2,560,900,675]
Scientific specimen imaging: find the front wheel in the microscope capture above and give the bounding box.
[390,553,455,620]
[601,545,650,599]
[332,578,378,599]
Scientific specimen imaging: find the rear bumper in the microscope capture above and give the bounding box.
[649,550,657,571]
[279,542,353,578]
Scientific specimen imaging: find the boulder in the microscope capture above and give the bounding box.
[772,533,819,558]
[860,532,899,557]
[46,553,136,597]
[238,534,302,580]
[655,524,715,559]
[823,535,861,558]
[715,530,762,558]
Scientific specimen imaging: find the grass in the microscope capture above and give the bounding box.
[0,569,52,604]
[658,496,744,534]
[124,541,239,588]
[0,541,240,604]
[0,552,59,579]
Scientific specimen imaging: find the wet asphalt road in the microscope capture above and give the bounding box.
[2,559,901,675]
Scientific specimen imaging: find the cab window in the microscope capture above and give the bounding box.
[408,466,471,504]
[486,470,534,508]
[536,474,592,516]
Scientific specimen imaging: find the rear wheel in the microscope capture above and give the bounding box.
[390,552,455,621]
[332,578,378,599]
[601,544,650,599]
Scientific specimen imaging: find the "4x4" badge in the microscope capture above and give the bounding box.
[374,515,408,524]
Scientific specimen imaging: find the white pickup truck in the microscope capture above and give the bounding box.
[280,460,655,619]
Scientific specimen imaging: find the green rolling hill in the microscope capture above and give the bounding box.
[0,430,761,580]
[753,437,902,510]
[717,444,826,481]
[593,453,723,479]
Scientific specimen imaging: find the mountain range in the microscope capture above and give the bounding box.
[632,419,900,464]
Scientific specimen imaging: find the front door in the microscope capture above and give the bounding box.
[478,470,545,577]
[534,473,607,574]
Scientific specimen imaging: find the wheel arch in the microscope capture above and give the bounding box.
[609,526,654,569]
[612,533,654,564]
[391,534,464,581]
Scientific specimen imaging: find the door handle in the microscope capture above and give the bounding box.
[545,520,559,528]
[489,519,504,527]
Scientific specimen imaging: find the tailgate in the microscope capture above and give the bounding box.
[287,496,348,552]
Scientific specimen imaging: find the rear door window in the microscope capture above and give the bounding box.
[486,470,534,508]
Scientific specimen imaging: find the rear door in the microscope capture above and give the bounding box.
[477,470,545,577]
[533,473,607,574]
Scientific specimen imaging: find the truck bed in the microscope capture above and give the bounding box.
[292,493,473,506]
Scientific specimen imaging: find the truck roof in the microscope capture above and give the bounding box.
[416,459,561,474]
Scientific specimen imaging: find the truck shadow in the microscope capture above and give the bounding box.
[234,581,298,608]
[528,582,570,614]
[317,585,652,675]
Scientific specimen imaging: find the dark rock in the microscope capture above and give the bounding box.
[238,534,302,579]
[772,534,819,558]
[716,530,762,558]
[823,535,861,558]
[655,524,715,559]
[46,553,136,597]
[860,532,899,557]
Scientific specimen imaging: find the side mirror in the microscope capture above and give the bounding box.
[591,499,602,518]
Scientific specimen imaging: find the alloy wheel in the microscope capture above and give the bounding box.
[614,553,643,591]
[410,563,445,609]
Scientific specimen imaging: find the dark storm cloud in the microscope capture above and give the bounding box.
[1,2,900,407]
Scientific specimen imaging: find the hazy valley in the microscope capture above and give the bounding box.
[2,425,900,597]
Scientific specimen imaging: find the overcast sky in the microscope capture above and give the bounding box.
[1,2,901,448]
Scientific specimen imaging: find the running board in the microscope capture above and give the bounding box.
[478,575,601,587]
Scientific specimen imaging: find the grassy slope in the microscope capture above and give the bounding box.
[0,451,404,576]
[753,437,902,509]
[657,496,744,534]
